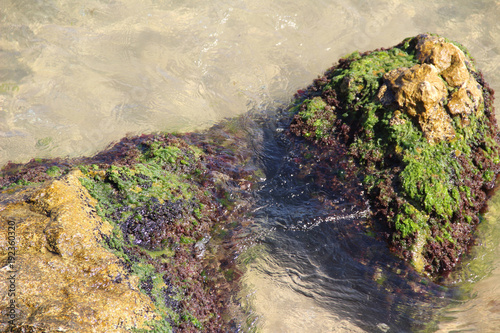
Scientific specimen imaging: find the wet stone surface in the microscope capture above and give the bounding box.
[289,33,500,277]
[0,116,262,332]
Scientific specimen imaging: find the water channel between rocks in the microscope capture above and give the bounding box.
[1,0,500,332]
[234,117,500,332]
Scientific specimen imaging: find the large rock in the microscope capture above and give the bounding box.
[0,124,261,332]
[0,170,157,332]
[290,33,500,277]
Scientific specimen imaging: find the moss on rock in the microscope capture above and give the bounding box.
[289,33,500,277]
[0,116,261,332]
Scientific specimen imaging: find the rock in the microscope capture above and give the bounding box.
[0,170,157,332]
[415,34,471,88]
[0,120,262,331]
[377,34,485,143]
[447,76,484,124]
[289,33,500,277]
[378,63,455,143]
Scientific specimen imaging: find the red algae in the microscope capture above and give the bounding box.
[0,116,262,332]
[288,34,500,277]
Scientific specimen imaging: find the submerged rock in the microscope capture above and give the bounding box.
[289,33,500,277]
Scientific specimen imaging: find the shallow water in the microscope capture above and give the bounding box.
[434,193,500,332]
[236,118,500,332]
[2,0,500,332]
[235,120,451,332]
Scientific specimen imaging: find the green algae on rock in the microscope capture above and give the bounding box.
[0,116,262,332]
[289,34,500,277]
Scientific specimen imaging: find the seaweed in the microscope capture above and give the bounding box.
[289,34,500,277]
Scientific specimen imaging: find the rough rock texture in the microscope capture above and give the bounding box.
[1,32,499,331]
[415,34,471,88]
[377,34,484,143]
[289,33,500,277]
[0,116,261,332]
[0,170,157,332]
[378,63,455,143]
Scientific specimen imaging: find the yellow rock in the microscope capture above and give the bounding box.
[447,76,484,124]
[0,170,158,332]
[377,34,484,143]
[379,63,455,143]
[415,34,471,88]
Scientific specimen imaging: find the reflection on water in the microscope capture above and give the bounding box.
[2,0,500,165]
[240,251,366,333]
[2,0,500,331]
[238,121,451,332]
[435,192,500,332]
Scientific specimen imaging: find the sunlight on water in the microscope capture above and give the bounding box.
[1,0,499,166]
[240,248,365,333]
[436,190,500,332]
[1,0,500,331]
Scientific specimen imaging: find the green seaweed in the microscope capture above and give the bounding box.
[289,34,500,275]
[78,137,215,331]
[79,142,201,219]
[0,82,19,94]
[45,166,62,177]
[329,48,417,108]
[131,317,173,333]
[297,97,334,139]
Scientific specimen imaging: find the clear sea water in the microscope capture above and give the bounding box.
[1,0,500,331]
